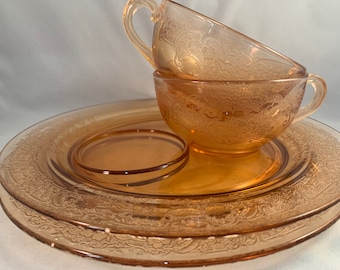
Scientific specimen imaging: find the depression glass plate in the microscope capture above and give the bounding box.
[0,99,340,266]
[1,186,339,267]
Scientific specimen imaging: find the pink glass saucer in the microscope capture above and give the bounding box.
[0,99,339,267]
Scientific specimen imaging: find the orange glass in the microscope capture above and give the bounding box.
[1,100,339,267]
[154,71,327,155]
[123,0,306,80]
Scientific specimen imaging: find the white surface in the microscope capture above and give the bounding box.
[0,0,339,269]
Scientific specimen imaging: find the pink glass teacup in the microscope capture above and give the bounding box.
[124,0,305,80]
[154,71,327,155]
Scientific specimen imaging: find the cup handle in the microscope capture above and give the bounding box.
[292,74,327,123]
[123,0,158,67]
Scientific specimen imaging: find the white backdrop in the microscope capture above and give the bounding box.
[0,1,339,269]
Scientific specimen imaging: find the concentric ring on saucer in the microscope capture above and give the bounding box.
[68,129,189,187]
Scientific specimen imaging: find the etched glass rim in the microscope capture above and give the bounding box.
[153,69,309,84]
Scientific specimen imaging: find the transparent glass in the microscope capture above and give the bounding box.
[1,186,339,267]
[123,0,306,80]
[69,129,189,187]
[0,100,339,267]
[154,71,327,155]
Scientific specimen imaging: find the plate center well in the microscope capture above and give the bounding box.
[58,120,310,197]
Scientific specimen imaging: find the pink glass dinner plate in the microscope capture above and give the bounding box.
[1,185,339,267]
[0,99,339,267]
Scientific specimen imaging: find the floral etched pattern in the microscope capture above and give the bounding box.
[155,76,307,154]
[1,186,339,267]
[0,100,339,241]
[153,15,303,80]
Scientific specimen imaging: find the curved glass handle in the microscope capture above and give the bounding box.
[293,74,327,123]
[123,0,158,67]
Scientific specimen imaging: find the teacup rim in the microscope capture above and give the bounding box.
[161,0,306,71]
[153,70,309,83]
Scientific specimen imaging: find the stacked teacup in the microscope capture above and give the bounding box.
[123,0,326,156]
